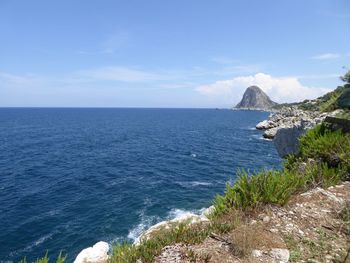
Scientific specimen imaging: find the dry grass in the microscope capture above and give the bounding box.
[227,224,285,257]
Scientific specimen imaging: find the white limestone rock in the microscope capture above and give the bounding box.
[270,248,290,263]
[74,241,109,263]
[138,211,210,244]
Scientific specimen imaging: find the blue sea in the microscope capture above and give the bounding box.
[0,108,281,262]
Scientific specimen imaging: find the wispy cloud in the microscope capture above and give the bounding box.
[78,66,165,82]
[196,73,331,103]
[311,53,340,60]
[0,72,46,87]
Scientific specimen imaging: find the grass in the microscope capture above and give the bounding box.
[299,124,350,168]
[283,235,301,262]
[185,249,211,263]
[18,252,66,263]
[339,202,350,235]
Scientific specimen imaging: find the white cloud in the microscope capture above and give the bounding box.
[196,73,332,103]
[311,53,340,60]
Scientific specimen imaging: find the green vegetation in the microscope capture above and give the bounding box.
[337,85,350,109]
[18,252,66,263]
[339,203,350,235]
[319,86,345,112]
[213,123,349,215]
[336,109,350,119]
[340,70,350,84]
[274,71,350,112]
[299,124,350,168]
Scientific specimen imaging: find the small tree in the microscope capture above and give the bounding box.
[340,70,350,84]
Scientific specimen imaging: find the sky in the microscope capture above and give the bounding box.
[0,0,349,108]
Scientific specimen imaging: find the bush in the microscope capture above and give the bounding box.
[337,87,350,109]
[299,124,350,169]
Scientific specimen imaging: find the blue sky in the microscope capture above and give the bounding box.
[0,0,349,107]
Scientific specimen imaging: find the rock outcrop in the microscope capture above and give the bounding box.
[235,86,278,110]
[255,106,342,157]
[138,207,214,244]
[74,241,109,263]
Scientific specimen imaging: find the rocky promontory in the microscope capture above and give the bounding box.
[235,86,278,111]
[256,106,342,157]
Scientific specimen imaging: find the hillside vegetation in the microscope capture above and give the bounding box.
[274,71,350,114]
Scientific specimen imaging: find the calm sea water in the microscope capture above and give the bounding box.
[0,108,281,262]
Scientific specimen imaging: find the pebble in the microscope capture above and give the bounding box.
[263,216,270,223]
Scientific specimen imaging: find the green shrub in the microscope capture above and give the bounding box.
[299,124,350,169]
[213,162,345,215]
[337,87,350,109]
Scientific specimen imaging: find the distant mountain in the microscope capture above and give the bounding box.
[235,86,278,110]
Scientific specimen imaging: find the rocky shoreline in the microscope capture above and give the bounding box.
[73,207,215,263]
[256,106,342,157]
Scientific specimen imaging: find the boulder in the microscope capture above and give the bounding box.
[74,241,109,263]
[138,211,210,244]
[273,120,314,157]
[256,120,276,130]
[263,127,278,139]
[270,248,290,263]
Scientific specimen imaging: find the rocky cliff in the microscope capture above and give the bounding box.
[235,86,278,110]
[256,106,342,157]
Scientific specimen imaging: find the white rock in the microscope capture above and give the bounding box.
[263,127,278,139]
[263,216,271,223]
[74,241,109,263]
[270,248,290,263]
[251,249,263,257]
[256,120,275,130]
[201,206,215,218]
[139,212,209,243]
[250,219,257,225]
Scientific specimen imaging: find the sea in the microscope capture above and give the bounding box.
[0,108,281,262]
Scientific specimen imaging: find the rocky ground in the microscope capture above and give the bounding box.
[255,107,343,158]
[154,182,350,263]
[255,106,341,140]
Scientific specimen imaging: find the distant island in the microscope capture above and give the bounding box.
[235,85,278,111]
